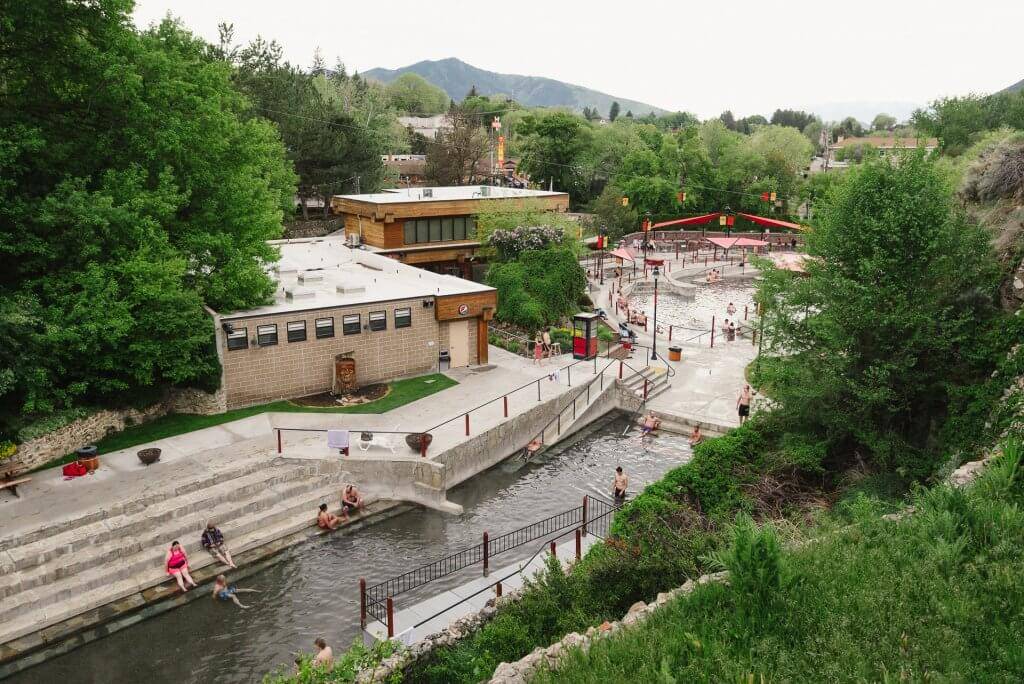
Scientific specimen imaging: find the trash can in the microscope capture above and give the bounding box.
[76,445,100,472]
[438,350,451,371]
[668,346,682,362]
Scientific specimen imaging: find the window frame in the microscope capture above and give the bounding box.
[415,220,429,244]
[315,317,335,339]
[368,310,387,332]
[403,222,416,245]
[286,320,307,343]
[342,314,361,336]
[256,324,278,346]
[394,307,412,329]
[226,326,248,351]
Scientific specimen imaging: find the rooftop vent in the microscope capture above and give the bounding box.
[336,284,366,295]
[297,272,324,284]
[285,287,316,301]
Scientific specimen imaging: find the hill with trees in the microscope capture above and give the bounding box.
[363,58,666,117]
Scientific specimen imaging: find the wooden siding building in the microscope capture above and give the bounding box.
[330,186,570,276]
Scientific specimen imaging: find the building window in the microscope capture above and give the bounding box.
[226,327,248,350]
[369,310,387,331]
[315,317,334,339]
[395,307,412,328]
[415,220,428,243]
[441,217,454,241]
[429,218,442,242]
[403,223,415,245]
[342,314,361,335]
[453,216,466,240]
[286,320,307,343]
[403,217,477,245]
[466,215,477,238]
[257,324,278,346]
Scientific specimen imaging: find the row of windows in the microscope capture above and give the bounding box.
[226,308,412,350]
[402,216,476,245]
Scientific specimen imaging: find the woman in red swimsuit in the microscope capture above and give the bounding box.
[165,540,198,592]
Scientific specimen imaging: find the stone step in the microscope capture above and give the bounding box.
[0,459,320,578]
[0,450,272,552]
[0,476,361,640]
[0,465,347,600]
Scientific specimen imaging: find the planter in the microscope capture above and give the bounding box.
[405,432,433,453]
[668,346,682,362]
[76,445,99,473]
[137,448,161,466]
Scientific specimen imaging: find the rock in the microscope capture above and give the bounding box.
[655,591,671,605]
[598,620,613,632]
[627,600,647,615]
[491,661,520,682]
[562,632,585,648]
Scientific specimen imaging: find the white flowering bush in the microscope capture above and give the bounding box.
[488,225,565,261]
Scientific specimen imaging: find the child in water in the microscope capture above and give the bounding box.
[212,574,261,609]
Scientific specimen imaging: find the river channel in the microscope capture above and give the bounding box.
[9,415,693,684]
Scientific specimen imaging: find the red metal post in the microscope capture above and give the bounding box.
[704,256,708,266]
[582,495,589,536]
[710,315,716,348]
[420,435,427,458]
[557,413,561,434]
[550,540,557,557]
[744,305,748,320]
[386,597,394,638]
[503,395,508,418]
[668,325,673,341]
[575,528,582,560]
[276,429,282,454]
[643,317,648,332]
[483,531,489,575]
[465,413,470,436]
[496,581,502,597]
[359,578,367,628]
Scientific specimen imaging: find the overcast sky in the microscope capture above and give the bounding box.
[133,0,1023,120]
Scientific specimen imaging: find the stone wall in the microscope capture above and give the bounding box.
[13,387,225,473]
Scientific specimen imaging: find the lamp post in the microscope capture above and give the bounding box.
[643,211,652,258]
[651,266,660,360]
[599,226,605,285]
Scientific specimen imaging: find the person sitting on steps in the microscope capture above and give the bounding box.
[525,438,543,458]
[201,521,236,569]
[165,540,198,593]
[317,502,344,530]
[342,484,363,515]
[639,411,660,436]
[689,425,704,446]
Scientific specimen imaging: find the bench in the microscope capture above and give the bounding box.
[0,477,31,498]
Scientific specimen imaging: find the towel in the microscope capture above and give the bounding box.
[327,429,349,450]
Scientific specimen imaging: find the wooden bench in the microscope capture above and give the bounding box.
[0,477,31,498]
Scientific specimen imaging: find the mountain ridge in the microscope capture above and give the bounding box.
[363,58,667,117]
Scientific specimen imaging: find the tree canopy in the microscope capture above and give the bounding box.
[385,73,449,115]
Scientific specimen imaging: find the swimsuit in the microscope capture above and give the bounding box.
[167,550,187,573]
[216,585,237,601]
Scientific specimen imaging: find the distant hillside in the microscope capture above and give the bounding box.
[1000,78,1024,94]
[363,58,666,117]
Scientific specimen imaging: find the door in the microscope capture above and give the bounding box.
[448,320,469,367]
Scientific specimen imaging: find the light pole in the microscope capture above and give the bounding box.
[651,266,660,360]
[599,226,606,285]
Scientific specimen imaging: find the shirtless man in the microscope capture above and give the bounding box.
[317,503,344,530]
[525,438,543,458]
[737,384,753,424]
[312,638,334,668]
[689,425,703,446]
[726,302,736,316]
[542,328,553,359]
[612,466,628,502]
[342,484,364,514]
[640,411,660,436]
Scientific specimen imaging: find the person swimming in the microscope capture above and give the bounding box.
[211,574,261,609]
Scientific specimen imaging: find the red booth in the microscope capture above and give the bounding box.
[572,312,601,359]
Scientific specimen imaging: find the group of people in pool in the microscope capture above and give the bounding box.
[163,484,367,610]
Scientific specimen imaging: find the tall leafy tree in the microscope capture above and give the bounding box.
[609,101,621,122]
[385,73,448,115]
[425,106,488,185]
[0,2,294,431]
[517,111,593,201]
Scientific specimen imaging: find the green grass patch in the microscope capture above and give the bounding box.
[33,374,457,473]
[538,443,1024,683]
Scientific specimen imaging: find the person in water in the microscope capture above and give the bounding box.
[317,502,344,529]
[689,425,703,446]
[312,638,334,668]
[165,540,198,592]
[211,574,261,609]
[612,466,628,502]
[639,411,660,436]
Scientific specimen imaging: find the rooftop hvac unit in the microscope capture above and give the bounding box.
[346,232,361,247]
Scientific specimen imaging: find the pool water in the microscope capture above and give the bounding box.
[8,416,692,684]
[629,280,756,334]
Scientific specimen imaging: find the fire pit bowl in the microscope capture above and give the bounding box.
[137,448,161,466]
[404,433,433,453]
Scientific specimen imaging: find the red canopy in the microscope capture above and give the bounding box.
[737,213,805,231]
[705,236,767,249]
[651,213,721,229]
[645,258,665,266]
[609,247,636,262]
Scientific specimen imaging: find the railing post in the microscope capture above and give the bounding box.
[503,395,508,418]
[575,528,582,560]
[276,429,282,454]
[568,365,571,387]
[668,325,673,341]
[619,361,623,379]
[711,315,716,348]
[483,531,489,576]
[644,378,649,400]
[587,384,590,404]
[745,305,748,320]
[537,379,541,402]
[359,578,366,628]
[550,540,557,557]
[573,397,577,420]
[465,413,470,436]
[557,413,560,434]
[386,596,394,638]
[495,581,502,598]
[582,495,588,537]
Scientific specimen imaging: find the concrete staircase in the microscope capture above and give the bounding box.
[0,449,355,646]
[621,365,671,403]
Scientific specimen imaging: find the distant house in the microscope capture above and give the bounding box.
[382,154,428,186]
[830,135,938,157]
[398,114,449,140]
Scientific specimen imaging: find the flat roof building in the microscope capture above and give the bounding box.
[210,236,497,409]
[330,185,570,276]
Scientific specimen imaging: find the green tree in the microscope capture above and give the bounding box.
[834,116,865,138]
[592,184,639,241]
[912,91,1024,154]
[385,73,448,115]
[425,106,488,185]
[609,101,621,122]
[718,110,737,131]
[517,111,593,201]
[871,113,897,131]
[486,248,586,330]
[757,154,999,476]
[0,2,294,432]
[770,109,816,131]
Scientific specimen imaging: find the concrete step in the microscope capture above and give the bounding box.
[0,459,321,579]
[0,475,361,640]
[0,464,347,600]
[0,450,272,552]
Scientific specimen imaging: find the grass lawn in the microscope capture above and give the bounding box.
[537,445,1024,683]
[35,374,457,472]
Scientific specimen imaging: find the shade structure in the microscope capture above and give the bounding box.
[737,213,806,231]
[705,236,768,250]
[651,212,721,229]
[609,247,636,262]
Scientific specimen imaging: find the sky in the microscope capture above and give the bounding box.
[133,0,1024,120]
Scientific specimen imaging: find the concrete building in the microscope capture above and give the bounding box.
[397,114,449,139]
[330,185,570,276]
[830,135,938,158]
[209,236,497,409]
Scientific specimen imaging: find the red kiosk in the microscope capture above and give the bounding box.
[572,312,601,359]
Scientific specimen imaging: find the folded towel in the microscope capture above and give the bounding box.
[327,429,349,450]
